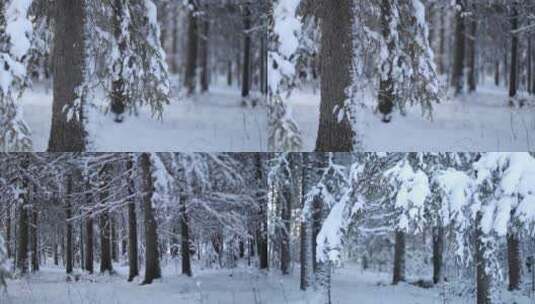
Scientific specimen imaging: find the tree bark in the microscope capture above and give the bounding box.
[127,157,139,281]
[48,0,86,151]
[30,207,39,272]
[85,216,94,273]
[180,194,192,276]
[507,232,522,291]
[494,60,500,87]
[451,0,466,95]
[241,4,251,99]
[509,3,519,104]
[111,215,119,262]
[200,20,209,93]
[65,176,73,274]
[141,153,161,284]
[378,0,395,123]
[300,154,311,290]
[110,0,127,122]
[467,8,477,93]
[392,230,405,285]
[315,0,354,151]
[16,185,29,274]
[528,37,532,95]
[184,1,199,95]
[432,225,444,284]
[171,9,179,74]
[255,154,268,270]
[280,178,291,275]
[5,205,11,258]
[476,211,491,304]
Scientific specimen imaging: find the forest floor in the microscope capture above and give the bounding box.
[21,80,267,152]
[4,263,533,304]
[290,83,535,151]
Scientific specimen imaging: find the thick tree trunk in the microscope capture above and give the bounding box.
[184,1,199,95]
[432,225,444,284]
[509,4,519,104]
[85,216,94,273]
[127,157,139,281]
[438,9,446,75]
[255,154,268,270]
[315,0,354,151]
[30,207,39,272]
[507,232,522,291]
[476,212,491,304]
[311,198,322,274]
[65,176,73,274]
[100,211,113,273]
[467,10,477,93]
[141,153,161,284]
[300,154,311,290]
[171,10,179,74]
[392,230,405,285]
[241,4,251,99]
[451,0,466,95]
[48,0,86,151]
[200,20,209,93]
[378,0,395,123]
[180,194,192,276]
[16,190,29,274]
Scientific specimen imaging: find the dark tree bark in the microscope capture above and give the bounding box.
[432,225,444,284]
[475,212,491,304]
[227,60,233,86]
[127,157,139,281]
[507,232,522,291]
[180,194,192,277]
[280,177,291,275]
[200,20,209,93]
[451,0,466,95]
[438,8,446,75]
[16,184,29,274]
[100,211,113,273]
[528,37,532,95]
[111,215,119,262]
[5,205,11,258]
[171,10,179,74]
[300,154,312,290]
[260,32,267,95]
[241,4,251,99]
[30,207,39,272]
[392,230,405,285]
[467,8,477,93]
[110,0,127,122]
[509,3,519,104]
[255,154,268,270]
[65,177,73,274]
[378,0,395,123]
[315,0,354,151]
[184,1,199,95]
[48,0,86,151]
[140,153,161,284]
[495,61,500,87]
[85,216,94,273]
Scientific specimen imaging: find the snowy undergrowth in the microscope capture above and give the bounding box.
[290,84,535,151]
[20,80,267,152]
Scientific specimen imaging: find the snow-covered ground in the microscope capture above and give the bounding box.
[21,81,267,152]
[4,263,532,304]
[289,84,535,151]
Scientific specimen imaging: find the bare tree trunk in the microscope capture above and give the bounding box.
[260,32,267,95]
[16,186,29,274]
[509,3,519,104]
[171,9,179,74]
[432,225,444,284]
[495,60,500,87]
[528,37,532,95]
[85,216,94,273]
[241,4,251,99]
[184,1,198,95]
[438,8,446,75]
[127,157,139,281]
[180,194,192,276]
[300,154,311,290]
[467,7,477,93]
[6,205,11,258]
[507,232,521,291]
[392,230,405,285]
[476,211,491,304]
[30,207,39,272]
[255,154,268,270]
[200,20,209,93]
[48,0,86,151]
[378,0,395,123]
[280,180,291,275]
[65,176,73,274]
[141,153,161,284]
[110,0,127,122]
[315,0,354,151]
[111,215,119,262]
[451,0,466,95]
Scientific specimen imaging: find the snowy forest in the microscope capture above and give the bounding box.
[0,0,268,152]
[1,152,535,304]
[269,0,535,152]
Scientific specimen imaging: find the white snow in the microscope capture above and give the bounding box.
[289,84,535,151]
[20,82,267,152]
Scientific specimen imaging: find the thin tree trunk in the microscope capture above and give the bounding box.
[200,20,209,93]
[378,0,395,123]
[495,61,500,87]
[509,3,519,104]
[48,0,86,151]
[260,32,267,95]
[432,225,444,284]
[241,4,251,99]
[110,0,127,122]
[528,37,532,95]
[392,230,405,285]
[180,194,192,276]
[467,8,477,93]
[184,1,199,95]
[438,8,446,75]
[507,232,522,291]
[171,9,179,74]
[280,181,291,275]
[255,154,268,270]
[315,0,354,151]
[141,153,161,284]
[451,0,466,95]
[127,157,139,281]
[6,205,11,258]
[476,211,491,304]
[16,187,29,274]
[111,215,118,262]
[300,154,311,290]
[85,216,94,273]
[30,207,39,272]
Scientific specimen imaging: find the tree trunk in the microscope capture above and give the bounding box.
[85,216,94,273]
[30,207,39,272]
[528,37,532,95]
[241,4,251,99]
[200,20,209,93]
[6,205,11,258]
[16,188,29,274]
[227,60,233,86]
[141,153,161,284]
[507,232,521,291]
[48,0,86,151]
[127,157,139,281]
[315,0,354,151]
[255,154,268,270]
[260,32,267,95]
[432,225,444,284]
[100,211,113,273]
[475,211,491,304]
[467,9,477,93]
[110,0,127,122]
[180,194,192,276]
[494,61,500,87]
[65,176,73,274]
[300,154,311,290]
[111,215,119,262]
[392,230,405,285]
[378,0,395,123]
[184,1,198,95]
[171,10,179,74]
[280,181,291,275]
[509,3,519,104]
[438,8,446,75]
[451,0,466,95]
